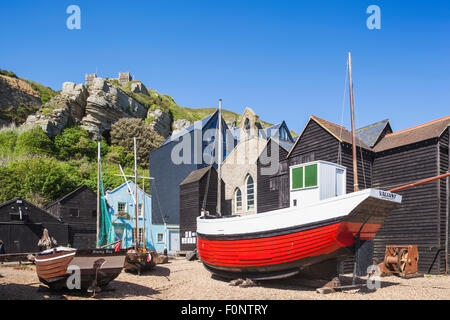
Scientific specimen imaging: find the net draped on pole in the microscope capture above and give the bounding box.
[97,164,114,248]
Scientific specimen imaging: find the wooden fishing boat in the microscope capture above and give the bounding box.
[197,187,401,279]
[124,248,157,275]
[35,143,126,291]
[35,246,126,290]
[196,53,403,280]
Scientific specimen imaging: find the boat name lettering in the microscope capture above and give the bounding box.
[379,191,396,200]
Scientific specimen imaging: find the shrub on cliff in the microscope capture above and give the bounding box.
[54,126,98,160]
[110,118,165,168]
[106,145,134,167]
[0,128,18,156]
[0,158,80,205]
[15,126,54,155]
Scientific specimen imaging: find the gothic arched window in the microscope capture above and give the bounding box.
[244,118,251,136]
[246,175,255,211]
[234,188,242,212]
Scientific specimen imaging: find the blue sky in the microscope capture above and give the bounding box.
[0,1,449,133]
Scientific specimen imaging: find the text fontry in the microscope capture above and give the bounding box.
[181,304,269,317]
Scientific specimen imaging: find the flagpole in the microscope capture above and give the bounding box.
[134,137,138,251]
[96,142,100,248]
[142,174,146,251]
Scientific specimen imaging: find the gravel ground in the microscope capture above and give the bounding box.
[0,258,449,300]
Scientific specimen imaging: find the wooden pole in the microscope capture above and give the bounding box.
[446,137,449,274]
[388,172,450,193]
[142,175,146,251]
[134,137,138,251]
[217,99,222,216]
[96,142,100,248]
[348,52,359,192]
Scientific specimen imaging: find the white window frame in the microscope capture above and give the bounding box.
[234,188,242,213]
[118,202,127,213]
[245,175,255,211]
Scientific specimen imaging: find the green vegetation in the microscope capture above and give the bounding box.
[0,69,18,78]
[0,105,41,124]
[0,124,148,207]
[110,118,165,168]
[15,126,53,156]
[24,80,57,104]
[54,126,97,160]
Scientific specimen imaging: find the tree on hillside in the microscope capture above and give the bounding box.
[110,118,165,168]
[54,126,98,160]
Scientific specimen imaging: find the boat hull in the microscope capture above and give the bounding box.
[35,248,126,290]
[197,189,401,280]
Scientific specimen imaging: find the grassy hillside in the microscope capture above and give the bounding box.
[0,69,58,124]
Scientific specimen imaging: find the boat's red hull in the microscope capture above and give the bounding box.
[197,219,380,278]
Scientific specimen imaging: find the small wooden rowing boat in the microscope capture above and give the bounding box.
[35,246,126,290]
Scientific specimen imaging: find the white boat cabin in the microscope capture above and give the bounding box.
[290,160,346,208]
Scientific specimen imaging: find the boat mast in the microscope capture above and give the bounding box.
[217,99,222,216]
[142,176,146,251]
[348,52,359,192]
[134,137,139,250]
[96,142,100,247]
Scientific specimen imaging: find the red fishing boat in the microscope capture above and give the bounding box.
[196,53,402,280]
[197,187,401,279]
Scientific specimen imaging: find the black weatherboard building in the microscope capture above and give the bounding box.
[257,115,375,274]
[0,197,69,253]
[179,166,226,252]
[46,185,97,249]
[256,114,450,275]
[372,116,450,274]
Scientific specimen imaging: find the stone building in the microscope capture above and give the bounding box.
[85,73,97,85]
[221,108,269,215]
[118,72,132,85]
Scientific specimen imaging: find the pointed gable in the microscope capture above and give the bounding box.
[287,115,370,158]
[374,115,450,152]
[355,119,392,148]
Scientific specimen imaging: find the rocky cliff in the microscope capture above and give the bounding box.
[25,78,172,140]
[0,75,42,123]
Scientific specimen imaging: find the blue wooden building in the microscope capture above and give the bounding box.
[105,181,180,253]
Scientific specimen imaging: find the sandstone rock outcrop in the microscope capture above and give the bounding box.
[81,78,148,139]
[24,81,88,137]
[129,81,149,95]
[172,119,192,135]
[147,108,172,138]
[25,78,149,139]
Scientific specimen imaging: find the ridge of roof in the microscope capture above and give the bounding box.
[180,166,214,185]
[385,115,450,137]
[310,115,347,130]
[286,115,371,158]
[45,185,92,209]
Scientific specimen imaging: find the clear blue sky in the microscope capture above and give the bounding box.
[1,1,449,133]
